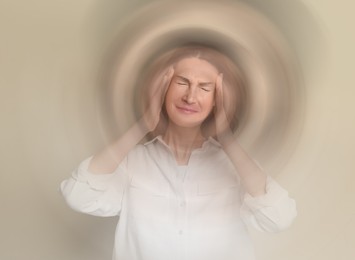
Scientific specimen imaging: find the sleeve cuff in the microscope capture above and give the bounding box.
[243,176,289,211]
[71,156,117,191]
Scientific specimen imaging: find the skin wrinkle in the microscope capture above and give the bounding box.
[89,47,267,196]
[61,46,297,260]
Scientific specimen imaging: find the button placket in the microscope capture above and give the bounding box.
[175,166,187,237]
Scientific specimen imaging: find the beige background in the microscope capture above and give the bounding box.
[1,0,354,259]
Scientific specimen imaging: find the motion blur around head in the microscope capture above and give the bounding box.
[140,45,245,140]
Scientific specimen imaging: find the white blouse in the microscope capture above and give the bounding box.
[61,136,297,260]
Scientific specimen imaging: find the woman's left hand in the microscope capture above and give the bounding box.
[215,74,267,197]
[214,73,234,144]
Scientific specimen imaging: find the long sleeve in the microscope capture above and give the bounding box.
[60,157,128,217]
[240,176,297,233]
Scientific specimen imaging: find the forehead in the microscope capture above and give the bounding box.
[174,57,219,80]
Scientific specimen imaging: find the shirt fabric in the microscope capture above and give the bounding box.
[61,136,297,260]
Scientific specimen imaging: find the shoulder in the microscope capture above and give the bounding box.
[201,137,229,160]
[125,136,164,161]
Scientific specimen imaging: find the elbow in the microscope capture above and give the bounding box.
[60,179,120,217]
[260,199,298,233]
[278,198,297,231]
[62,190,109,216]
[269,211,297,233]
[60,180,86,213]
[60,179,95,214]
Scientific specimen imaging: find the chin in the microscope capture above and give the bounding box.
[169,117,205,129]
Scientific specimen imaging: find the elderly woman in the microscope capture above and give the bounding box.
[61,46,297,260]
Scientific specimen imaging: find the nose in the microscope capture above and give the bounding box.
[183,86,197,104]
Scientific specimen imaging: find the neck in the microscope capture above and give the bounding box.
[163,123,205,165]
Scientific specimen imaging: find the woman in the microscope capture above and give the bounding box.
[61,46,297,260]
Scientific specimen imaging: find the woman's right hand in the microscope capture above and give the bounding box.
[89,67,173,174]
[142,67,174,132]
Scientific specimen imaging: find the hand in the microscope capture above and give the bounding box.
[214,73,235,144]
[142,67,174,132]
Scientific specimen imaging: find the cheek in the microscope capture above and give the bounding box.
[164,88,177,116]
[164,86,174,107]
[203,94,215,111]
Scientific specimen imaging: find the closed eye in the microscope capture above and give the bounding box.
[200,84,214,92]
[175,75,190,86]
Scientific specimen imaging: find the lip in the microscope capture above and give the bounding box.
[176,105,198,114]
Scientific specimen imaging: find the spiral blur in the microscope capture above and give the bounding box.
[4,1,355,260]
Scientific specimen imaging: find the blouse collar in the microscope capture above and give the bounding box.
[143,135,221,151]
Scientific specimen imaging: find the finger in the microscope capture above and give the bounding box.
[149,67,172,100]
[166,67,174,80]
[215,73,224,108]
[146,67,174,114]
[217,73,223,85]
[162,67,174,94]
[157,67,174,105]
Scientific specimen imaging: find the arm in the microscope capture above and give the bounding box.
[88,117,150,174]
[89,67,174,174]
[214,74,297,231]
[240,176,297,232]
[214,74,266,197]
[60,157,127,216]
[61,68,174,216]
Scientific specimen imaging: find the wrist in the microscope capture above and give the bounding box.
[217,129,234,147]
[139,115,154,133]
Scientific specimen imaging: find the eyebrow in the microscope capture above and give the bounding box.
[175,75,214,87]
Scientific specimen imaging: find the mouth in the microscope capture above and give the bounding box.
[176,105,198,114]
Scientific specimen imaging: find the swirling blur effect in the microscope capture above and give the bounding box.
[5,0,355,260]
[98,0,304,172]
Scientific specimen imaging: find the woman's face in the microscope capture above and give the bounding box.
[165,57,218,129]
